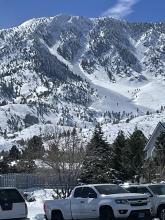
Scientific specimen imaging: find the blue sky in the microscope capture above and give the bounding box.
[0,0,165,29]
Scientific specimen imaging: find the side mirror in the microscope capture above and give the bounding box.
[145,192,153,198]
[88,193,97,199]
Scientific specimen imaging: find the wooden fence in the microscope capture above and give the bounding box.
[0,173,70,189]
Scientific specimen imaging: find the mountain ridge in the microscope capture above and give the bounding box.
[0,14,165,149]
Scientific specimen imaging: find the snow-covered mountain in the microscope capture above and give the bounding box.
[0,14,165,149]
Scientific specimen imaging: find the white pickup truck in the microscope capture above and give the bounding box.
[44,184,152,220]
[122,183,165,220]
[0,187,28,220]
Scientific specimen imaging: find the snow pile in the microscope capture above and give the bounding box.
[26,189,55,220]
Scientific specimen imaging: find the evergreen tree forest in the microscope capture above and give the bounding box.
[80,125,147,183]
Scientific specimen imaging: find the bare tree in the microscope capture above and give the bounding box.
[43,127,85,198]
[142,159,157,183]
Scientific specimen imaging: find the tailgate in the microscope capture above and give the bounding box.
[0,189,27,220]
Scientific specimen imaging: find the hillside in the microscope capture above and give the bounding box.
[0,14,165,149]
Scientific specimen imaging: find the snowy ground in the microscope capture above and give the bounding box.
[28,203,45,220]
[0,45,165,150]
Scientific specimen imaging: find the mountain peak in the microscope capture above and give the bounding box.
[0,15,165,149]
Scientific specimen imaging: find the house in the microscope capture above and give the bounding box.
[144,122,165,159]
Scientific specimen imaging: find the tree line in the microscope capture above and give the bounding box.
[80,124,147,184]
[0,124,165,185]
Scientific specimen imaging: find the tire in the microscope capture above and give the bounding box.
[51,211,64,220]
[99,207,115,220]
[44,215,48,220]
[158,207,165,220]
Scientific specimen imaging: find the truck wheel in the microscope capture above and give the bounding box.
[100,207,114,220]
[158,207,165,220]
[44,215,48,220]
[51,211,64,220]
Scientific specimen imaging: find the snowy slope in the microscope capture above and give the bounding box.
[0,15,165,149]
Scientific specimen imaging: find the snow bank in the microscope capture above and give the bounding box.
[26,188,55,220]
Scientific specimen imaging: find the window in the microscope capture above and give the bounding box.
[137,187,152,196]
[126,187,138,193]
[95,185,127,195]
[74,187,83,198]
[81,187,97,198]
[0,189,24,203]
[148,185,165,195]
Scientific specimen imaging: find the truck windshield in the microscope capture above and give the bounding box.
[148,185,165,195]
[94,185,128,195]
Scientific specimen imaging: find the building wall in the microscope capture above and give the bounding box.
[145,123,165,159]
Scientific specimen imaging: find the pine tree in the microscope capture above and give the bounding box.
[127,128,147,181]
[112,131,127,181]
[9,145,21,160]
[80,124,115,184]
[0,160,10,174]
[23,136,45,160]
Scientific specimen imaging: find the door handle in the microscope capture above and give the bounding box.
[80,201,85,204]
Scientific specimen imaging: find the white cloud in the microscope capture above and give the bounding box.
[102,0,139,19]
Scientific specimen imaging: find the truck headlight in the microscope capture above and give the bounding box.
[115,199,129,205]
